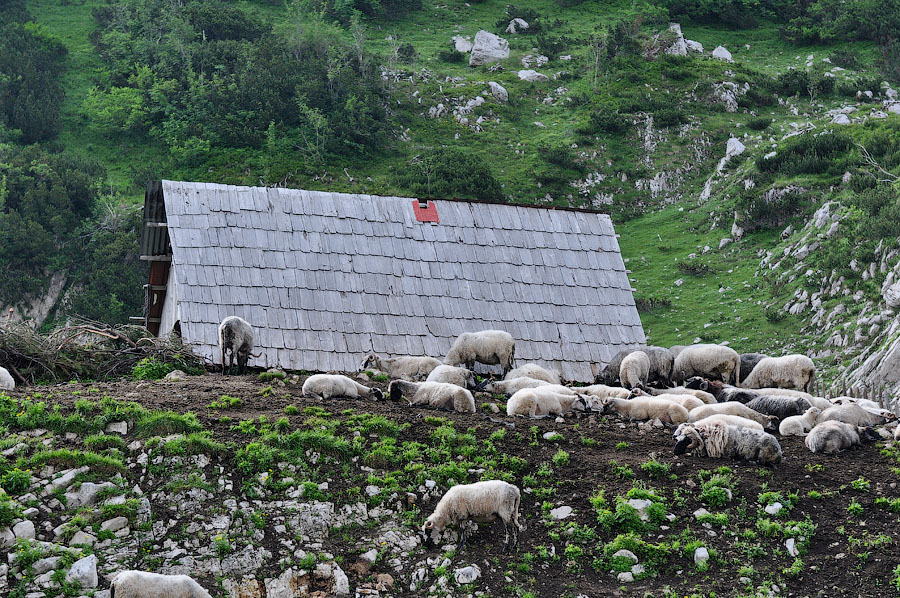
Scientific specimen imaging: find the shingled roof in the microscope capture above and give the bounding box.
[142,180,645,381]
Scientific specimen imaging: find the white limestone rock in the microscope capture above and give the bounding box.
[517,70,549,82]
[712,45,733,62]
[488,81,508,102]
[469,31,509,67]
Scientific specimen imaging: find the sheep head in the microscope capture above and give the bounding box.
[673,424,703,455]
[628,388,648,399]
[371,388,385,401]
[359,354,378,371]
[684,376,708,391]
[572,395,591,413]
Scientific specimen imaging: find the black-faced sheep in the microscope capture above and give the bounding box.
[739,353,768,382]
[672,344,741,385]
[445,330,515,375]
[302,374,383,401]
[505,364,561,385]
[389,380,476,413]
[646,346,675,386]
[805,420,878,454]
[693,414,764,431]
[778,407,822,436]
[673,421,782,466]
[218,316,255,375]
[594,349,631,385]
[597,396,689,424]
[426,365,476,388]
[0,366,14,391]
[688,402,777,430]
[479,377,551,396]
[740,355,816,392]
[649,386,717,404]
[110,571,212,598]
[423,480,522,551]
[817,403,891,427]
[746,395,812,420]
[620,350,651,389]
[506,387,590,418]
[684,377,759,404]
[360,354,442,381]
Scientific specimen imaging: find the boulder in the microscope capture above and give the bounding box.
[488,81,508,102]
[454,565,481,584]
[0,367,14,391]
[644,23,687,59]
[712,45,733,62]
[163,369,187,381]
[65,482,115,509]
[686,39,703,53]
[12,520,35,540]
[612,549,638,563]
[517,70,549,82]
[469,31,509,67]
[832,113,852,125]
[625,498,652,521]
[66,554,98,588]
[452,36,473,53]
[694,546,710,566]
[105,421,128,435]
[505,18,529,34]
[549,505,572,520]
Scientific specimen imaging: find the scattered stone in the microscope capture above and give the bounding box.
[549,506,572,520]
[333,564,350,596]
[505,18,528,34]
[631,563,645,576]
[693,508,710,519]
[612,549,638,563]
[452,36,473,53]
[32,557,62,575]
[66,554,98,588]
[69,531,97,547]
[712,45,733,62]
[542,431,561,441]
[764,502,783,516]
[12,520,35,540]
[694,546,710,566]
[454,565,481,584]
[626,498,652,521]
[644,22,687,59]
[786,538,798,557]
[100,517,129,533]
[686,39,703,53]
[163,370,187,381]
[617,571,634,583]
[65,482,115,509]
[375,573,394,591]
[832,113,852,125]
[488,82,508,102]
[0,527,16,549]
[365,485,381,497]
[517,70,549,82]
[674,278,684,287]
[469,31,509,67]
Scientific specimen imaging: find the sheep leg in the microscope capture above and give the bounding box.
[502,521,510,553]
[458,527,468,551]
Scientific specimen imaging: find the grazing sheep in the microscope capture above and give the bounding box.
[594,349,631,385]
[817,403,890,427]
[684,377,759,404]
[389,380,476,413]
[746,395,811,420]
[672,344,741,385]
[693,414,764,431]
[646,346,675,386]
[805,420,878,454]
[110,571,212,598]
[619,351,651,389]
[360,354,442,381]
[740,355,815,392]
[779,407,822,436]
[649,386,717,405]
[673,421,782,466]
[578,384,632,400]
[426,365,476,388]
[506,387,590,418]
[445,330,515,375]
[302,374,383,401]
[0,366,14,391]
[480,377,551,396]
[218,316,254,375]
[688,402,777,430]
[597,397,689,424]
[505,364,561,385]
[739,353,768,382]
[422,480,523,552]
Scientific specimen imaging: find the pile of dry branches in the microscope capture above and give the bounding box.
[0,319,207,385]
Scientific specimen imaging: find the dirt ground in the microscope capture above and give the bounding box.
[13,372,900,597]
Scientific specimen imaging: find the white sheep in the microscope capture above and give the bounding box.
[688,402,777,430]
[831,396,895,417]
[389,380,476,413]
[805,420,877,454]
[506,387,589,418]
[597,396,689,424]
[218,316,255,375]
[693,414,764,431]
[422,480,523,552]
[817,403,890,427]
[778,407,822,436]
[754,387,814,400]
[650,392,704,412]
[740,354,816,392]
[673,421,782,466]
[578,384,632,400]
[110,571,212,598]
[895,425,900,441]
[0,366,14,391]
[445,330,516,375]
[619,350,651,389]
[360,354,442,381]
[649,386,717,404]
[505,363,561,385]
[480,377,552,396]
[302,374,383,401]
[739,352,768,381]
[672,344,741,385]
[426,365,476,388]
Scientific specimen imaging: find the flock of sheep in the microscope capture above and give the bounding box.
[218,319,899,553]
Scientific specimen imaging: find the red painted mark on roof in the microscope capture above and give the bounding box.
[412,200,439,223]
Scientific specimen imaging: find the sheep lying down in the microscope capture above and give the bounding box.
[389,380,476,413]
[422,480,523,552]
[481,376,552,396]
[506,387,590,418]
[805,420,878,454]
[111,571,212,598]
[598,397,689,425]
[673,421,782,466]
[505,363,560,385]
[302,374,383,401]
[360,354,441,381]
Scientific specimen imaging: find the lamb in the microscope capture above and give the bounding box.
[673,421,782,466]
[740,355,816,392]
[778,407,822,436]
[422,480,523,552]
[505,364,560,385]
[218,316,254,375]
[360,354,441,381]
[578,384,632,400]
[688,402,777,430]
[684,377,759,404]
[0,366,14,391]
[426,365,476,388]
[646,346,675,386]
[480,377,552,396]
[302,374,383,401]
[389,380,476,413]
[619,350,651,389]
[672,344,741,385]
[648,386,717,404]
[805,420,878,454]
[445,330,515,375]
[746,395,812,420]
[506,387,590,418]
[739,353,768,382]
[597,397,689,424]
[817,403,891,427]
[110,571,212,598]
[831,396,895,418]
[693,414,764,431]
[594,349,631,385]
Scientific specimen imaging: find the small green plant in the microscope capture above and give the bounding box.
[258,371,286,382]
[130,357,174,380]
[641,458,671,478]
[259,385,274,397]
[805,463,824,473]
[615,441,629,450]
[892,564,900,592]
[609,460,634,479]
[208,395,242,410]
[850,477,870,492]
[0,492,24,526]
[783,557,804,577]
[552,449,570,467]
[847,499,864,516]
[285,405,300,415]
[1,468,32,495]
[807,490,823,500]
[215,534,233,557]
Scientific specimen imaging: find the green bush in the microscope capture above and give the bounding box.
[748,117,771,131]
[0,492,23,526]
[397,148,504,201]
[775,69,810,96]
[0,468,31,495]
[755,132,853,176]
[577,105,629,135]
[654,108,689,128]
[131,357,175,381]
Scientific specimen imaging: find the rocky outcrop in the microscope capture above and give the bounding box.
[644,23,688,59]
[517,69,549,82]
[712,46,733,62]
[469,31,509,67]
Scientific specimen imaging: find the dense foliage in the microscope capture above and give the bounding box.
[397,148,504,201]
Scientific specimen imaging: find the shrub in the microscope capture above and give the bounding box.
[828,49,861,69]
[755,132,852,176]
[0,492,23,526]
[678,260,711,276]
[1,468,31,495]
[495,5,545,33]
[654,108,688,128]
[438,48,466,63]
[775,70,810,96]
[397,148,504,201]
[577,105,628,135]
[748,117,771,131]
[131,357,174,381]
